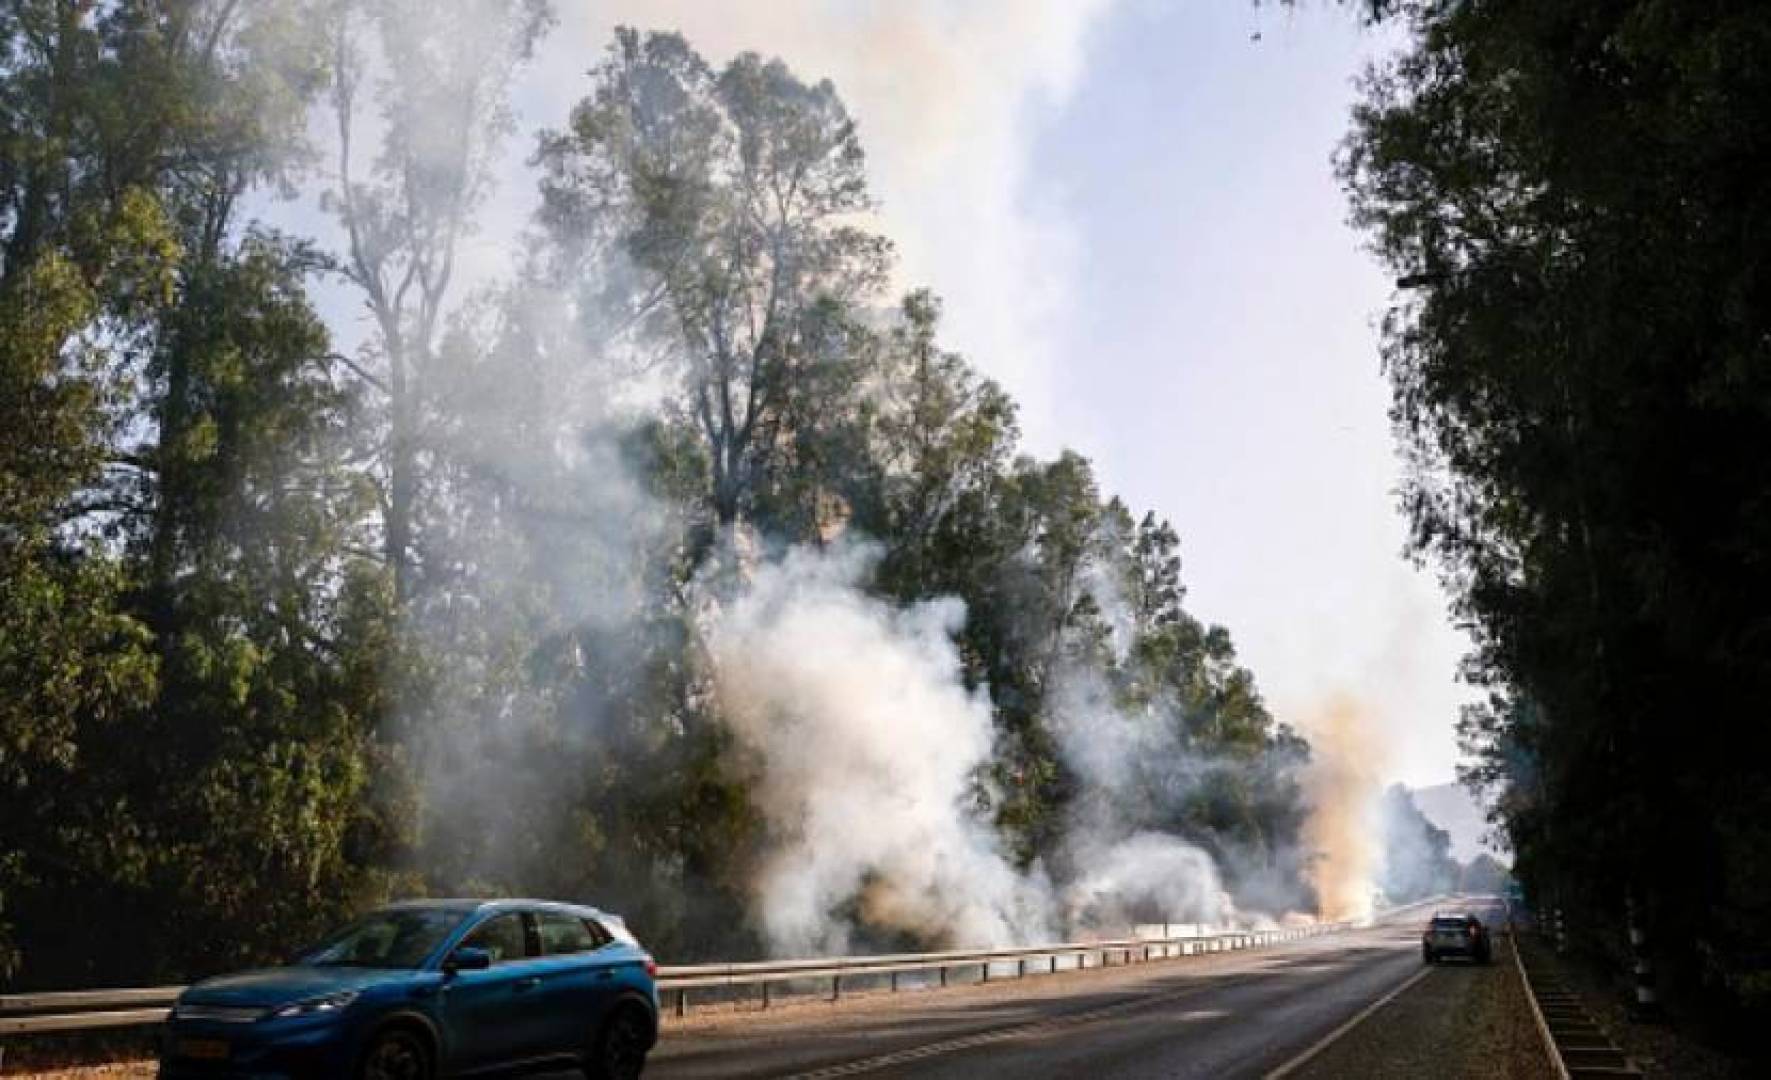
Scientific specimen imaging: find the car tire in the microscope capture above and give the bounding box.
[356,1026,433,1080]
[584,1005,651,1080]
[1423,950,1435,965]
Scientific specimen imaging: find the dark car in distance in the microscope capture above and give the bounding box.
[1421,911,1493,965]
[158,899,658,1080]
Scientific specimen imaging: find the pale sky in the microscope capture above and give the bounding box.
[1025,4,1476,788]
[301,1,1474,787]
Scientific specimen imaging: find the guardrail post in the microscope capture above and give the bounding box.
[1627,893,1661,1020]
[831,974,842,1002]
[1050,954,1058,974]
[676,988,687,1018]
[939,965,948,988]
[981,961,990,984]
[1017,957,1025,978]
[762,981,771,1010]
[890,971,899,993]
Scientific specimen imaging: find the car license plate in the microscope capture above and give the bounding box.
[177,1037,229,1060]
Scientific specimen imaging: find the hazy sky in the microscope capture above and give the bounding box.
[1037,5,1474,789]
[1027,4,1475,788]
[309,1,1473,787]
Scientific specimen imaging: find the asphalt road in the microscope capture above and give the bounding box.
[639,905,1502,1080]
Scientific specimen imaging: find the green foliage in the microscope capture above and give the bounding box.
[1343,0,1771,1027]
[1,0,390,987]
[537,28,892,534]
[0,550,156,981]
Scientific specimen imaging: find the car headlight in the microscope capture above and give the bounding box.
[268,989,360,1020]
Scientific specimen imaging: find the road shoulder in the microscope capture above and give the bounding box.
[1279,937,1554,1080]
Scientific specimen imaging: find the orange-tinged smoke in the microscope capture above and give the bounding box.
[1300,694,1387,923]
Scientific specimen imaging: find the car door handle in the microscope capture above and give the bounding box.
[595,970,615,981]
[513,976,541,992]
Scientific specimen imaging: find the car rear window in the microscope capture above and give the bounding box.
[538,911,612,955]
[1431,917,1470,929]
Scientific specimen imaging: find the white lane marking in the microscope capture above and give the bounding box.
[1262,964,1436,1079]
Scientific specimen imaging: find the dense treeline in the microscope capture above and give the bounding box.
[1343,0,1771,1035]
[0,3,1314,987]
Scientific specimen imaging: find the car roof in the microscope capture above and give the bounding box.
[377,897,614,919]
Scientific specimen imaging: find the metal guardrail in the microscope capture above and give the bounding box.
[658,923,1349,1016]
[1512,933,1642,1078]
[0,923,1352,1036]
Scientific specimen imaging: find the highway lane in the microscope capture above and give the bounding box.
[640,907,1485,1080]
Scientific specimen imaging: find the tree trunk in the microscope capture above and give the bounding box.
[387,343,414,605]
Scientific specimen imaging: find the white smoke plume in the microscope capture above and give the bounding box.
[1063,832,1230,930]
[707,544,1054,955]
[1041,546,1307,932]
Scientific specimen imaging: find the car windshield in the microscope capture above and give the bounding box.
[299,908,467,969]
[1431,918,1470,929]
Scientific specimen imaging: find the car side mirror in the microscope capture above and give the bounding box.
[445,946,492,974]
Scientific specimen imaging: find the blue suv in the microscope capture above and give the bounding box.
[158,899,659,1080]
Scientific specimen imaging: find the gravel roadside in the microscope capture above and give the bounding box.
[1284,936,1554,1080]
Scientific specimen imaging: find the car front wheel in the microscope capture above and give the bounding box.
[357,1027,432,1080]
[585,1005,651,1080]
